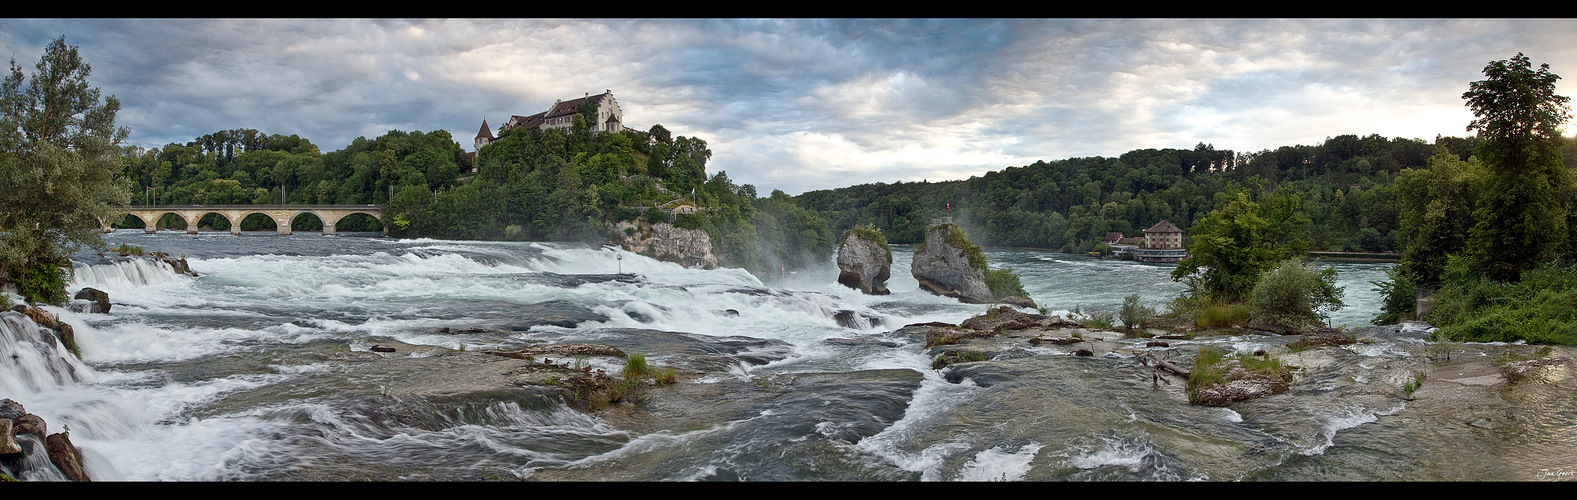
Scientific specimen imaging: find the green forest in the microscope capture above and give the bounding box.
[113,113,835,275]
[795,134,1577,255]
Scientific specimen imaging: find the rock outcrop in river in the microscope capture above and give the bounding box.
[71,287,110,314]
[837,227,891,295]
[2,399,90,481]
[608,219,718,269]
[11,306,80,360]
[911,223,993,304]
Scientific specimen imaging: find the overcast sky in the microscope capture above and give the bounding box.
[3,19,1576,195]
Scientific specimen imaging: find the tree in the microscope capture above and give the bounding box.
[1171,189,1310,302]
[1461,53,1573,282]
[0,36,131,304]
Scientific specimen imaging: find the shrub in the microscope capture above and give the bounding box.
[941,224,987,271]
[1248,259,1344,330]
[984,267,1028,301]
[623,352,649,378]
[1119,293,1156,330]
[11,257,70,306]
[1429,261,1577,344]
[111,242,145,256]
[607,205,641,223]
[671,212,706,230]
[1371,266,1418,325]
[1073,305,1116,329]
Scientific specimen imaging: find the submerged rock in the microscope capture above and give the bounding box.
[153,253,198,277]
[833,310,883,329]
[1001,296,1039,309]
[496,300,608,330]
[836,228,892,295]
[1288,328,1358,350]
[960,306,1048,333]
[911,223,993,304]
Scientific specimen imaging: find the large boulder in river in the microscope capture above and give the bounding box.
[837,227,891,295]
[911,223,993,304]
[73,287,110,314]
[609,219,718,269]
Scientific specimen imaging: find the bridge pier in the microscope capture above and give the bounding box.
[323,223,336,236]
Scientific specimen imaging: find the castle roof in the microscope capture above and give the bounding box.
[505,112,546,131]
[476,119,493,140]
[1144,220,1183,234]
[545,92,608,120]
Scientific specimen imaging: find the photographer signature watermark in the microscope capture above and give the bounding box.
[1536,468,1574,480]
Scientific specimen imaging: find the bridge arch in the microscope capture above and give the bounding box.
[114,205,387,236]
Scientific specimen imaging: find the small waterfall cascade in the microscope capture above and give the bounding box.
[1,308,100,481]
[69,257,190,291]
[0,311,92,395]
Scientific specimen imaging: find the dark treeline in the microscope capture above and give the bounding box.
[117,127,468,231]
[796,134,1577,254]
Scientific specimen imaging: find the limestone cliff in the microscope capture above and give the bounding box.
[837,228,891,295]
[911,223,993,304]
[608,219,718,269]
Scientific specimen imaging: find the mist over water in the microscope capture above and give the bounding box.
[6,230,1570,481]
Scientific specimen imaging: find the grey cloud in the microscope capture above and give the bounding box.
[4,19,1577,195]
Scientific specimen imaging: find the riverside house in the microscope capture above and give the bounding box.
[1134,220,1187,263]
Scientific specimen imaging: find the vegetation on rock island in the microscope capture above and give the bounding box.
[842,225,892,264]
[0,36,132,305]
[929,223,1029,302]
[1163,182,1343,332]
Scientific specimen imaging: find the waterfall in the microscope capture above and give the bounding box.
[69,258,190,291]
[0,311,93,396]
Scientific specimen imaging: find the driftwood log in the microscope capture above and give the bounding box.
[1140,351,1191,386]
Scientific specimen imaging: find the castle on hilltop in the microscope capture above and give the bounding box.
[474,90,625,152]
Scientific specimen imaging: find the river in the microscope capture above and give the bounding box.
[2,230,1572,481]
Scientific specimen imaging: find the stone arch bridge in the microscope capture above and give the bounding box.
[111,205,386,236]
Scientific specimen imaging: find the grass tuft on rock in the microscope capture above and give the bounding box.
[1186,347,1293,406]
